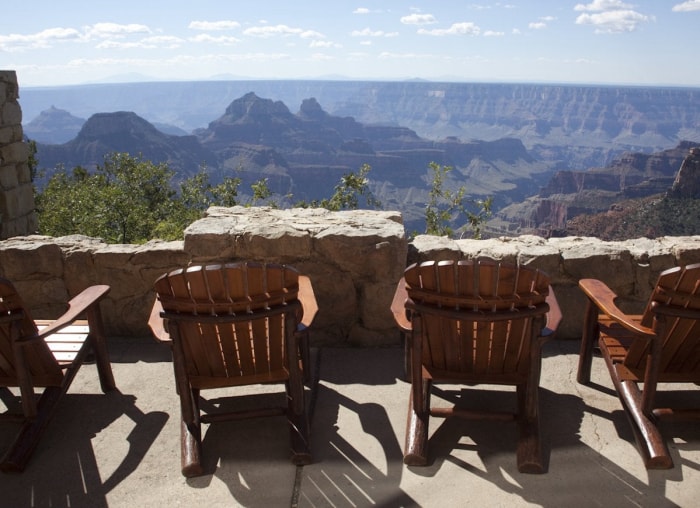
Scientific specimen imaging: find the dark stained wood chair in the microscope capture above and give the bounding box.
[0,278,115,472]
[392,259,559,474]
[152,262,314,477]
[577,263,700,469]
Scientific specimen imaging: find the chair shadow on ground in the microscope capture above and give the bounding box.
[184,391,303,506]
[0,389,168,508]
[180,347,418,507]
[408,382,699,507]
[299,347,420,507]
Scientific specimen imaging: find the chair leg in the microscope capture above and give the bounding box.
[617,379,673,469]
[402,332,411,382]
[286,379,311,465]
[0,386,62,473]
[404,377,431,466]
[516,383,545,474]
[180,420,203,477]
[87,306,117,392]
[296,327,311,385]
[180,388,203,477]
[577,299,599,384]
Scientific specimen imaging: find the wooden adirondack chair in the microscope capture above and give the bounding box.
[577,263,700,469]
[152,262,313,477]
[0,278,115,472]
[393,259,559,474]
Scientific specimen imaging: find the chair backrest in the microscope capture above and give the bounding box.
[0,278,63,387]
[153,262,302,388]
[404,260,550,380]
[627,263,700,379]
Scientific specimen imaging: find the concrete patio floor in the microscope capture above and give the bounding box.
[1,338,699,507]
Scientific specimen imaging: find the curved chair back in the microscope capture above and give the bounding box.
[154,262,302,388]
[404,259,550,381]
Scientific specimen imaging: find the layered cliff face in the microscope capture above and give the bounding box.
[33,93,553,233]
[21,81,700,171]
[31,88,700,238]
[332,83,700,164]
[192,93,551,218]
[492,142,700,237]
[669,147,700,198]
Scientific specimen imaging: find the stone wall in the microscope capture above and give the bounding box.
[0,71,36,239]
[1,205,700,345]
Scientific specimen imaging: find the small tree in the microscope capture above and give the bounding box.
[36,153,247,243]
[298,163,380,211]
[249,177,274,206]
[37,154,177,243]
[424,161,492,238]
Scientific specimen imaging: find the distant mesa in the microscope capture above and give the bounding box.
[35,111,216,182]
[24,106,85,144]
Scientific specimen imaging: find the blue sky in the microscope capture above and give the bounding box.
[2,1,699,88]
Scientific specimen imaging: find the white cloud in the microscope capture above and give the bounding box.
[469,3,517,10]
[483,30,505,37]
[310,52,334,61]
[188,20,241,31]
[400,13,438,25]
[85,23,151,39]
[353,8,370,14]
[300,30,325,39]
[529,15,556,30]
[574,0,633,11]
[0,27,83,51]
[351,27,398,37]
[95,36,183,50]
[575,9,652,33]
[243,24,321,38]
[672,1,700,12]
[96,40,144,49]
[0,24,153,52]
[190,34,241,45]
[309,40,341,49]
[418,22,481,36]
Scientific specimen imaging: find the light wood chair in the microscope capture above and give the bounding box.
[392,259,559,473]
[577,263,700,469]
[152,262,315,477]
[0,278,115,472]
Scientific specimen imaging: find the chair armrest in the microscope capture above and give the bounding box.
[298,276,318,328]
[36,285,111,339]
[542,286,561,337]
[148,297,172,344]
[391,277,411,333]
[579,278,655,338]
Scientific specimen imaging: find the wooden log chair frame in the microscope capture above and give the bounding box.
[577,262,700,469]
[0,278,116,472]
[152,262,313,477]
[392,259,560,474]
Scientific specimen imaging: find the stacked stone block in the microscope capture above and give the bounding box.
[1,207,700,344]
[0,70,36,239]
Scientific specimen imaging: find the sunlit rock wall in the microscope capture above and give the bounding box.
[1,206,699,344]
[0,71,36,239]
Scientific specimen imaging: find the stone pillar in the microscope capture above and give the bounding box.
[0,70,36,239]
